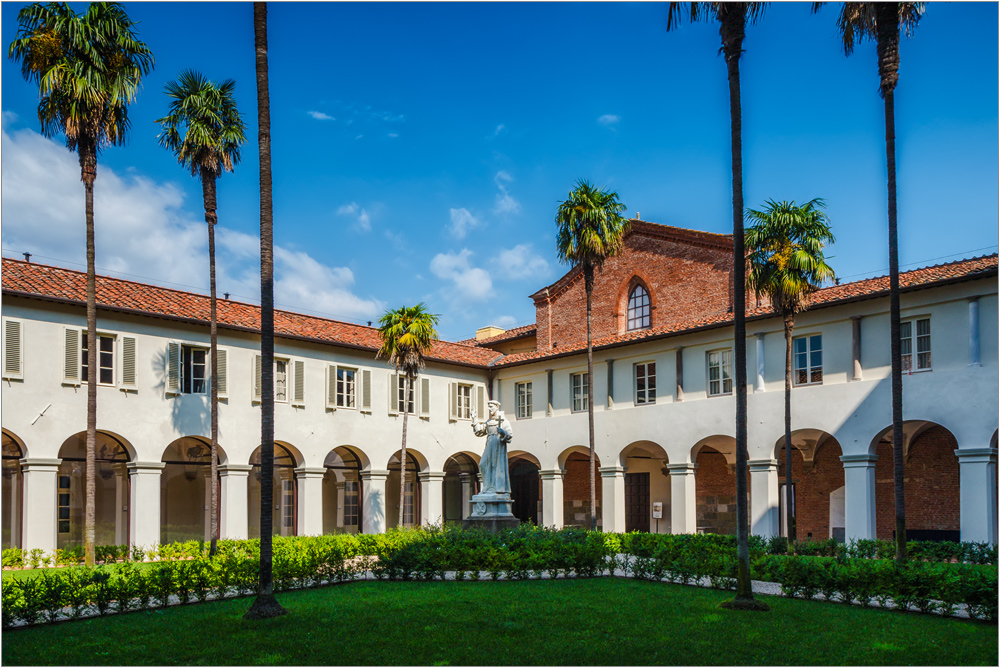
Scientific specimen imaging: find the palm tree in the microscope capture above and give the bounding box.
[555,180,629,531]
[746,199,836,542]
[156,70,246,557]
[667,2,768,609]
[377,304,440,528]
[816,1,923,563]
[8,2,153,567]
[244,1,285,620]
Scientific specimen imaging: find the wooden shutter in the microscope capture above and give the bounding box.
[420,377,430,417]
[3,319,23,380]
[212,348,228,399]
[63,327,80,385]
[253,354,263,402]
[476,384,485,418]
[119,335,137,390]
[292,359,305,406]
[326,364,338,409]
[166,341,181,395]
[361,369,372,412]
[388,372,399,416]
[448,382,458,421]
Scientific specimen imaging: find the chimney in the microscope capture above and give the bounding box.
[475,325,506,341]
[22,253,31,262]
[223,293,230,300]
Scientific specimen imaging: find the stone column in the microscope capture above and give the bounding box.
[539,469,564,528]
[955,448,997,544]
[667,463,697,534]
[361,469,389,534]
[755,334,766,392]
[218,464,250,540]
[20,458,61,554]
[851,317,863,380]
[599,466,626,533]
[748,459,779,537]
[335,480,346,529]
[295,467,326,536]
[128,462,165,549]
[419,471,446,526]
[968,298,981,367]
[9,464,22,549]
[459,473,474,519]
[840,454,878,541]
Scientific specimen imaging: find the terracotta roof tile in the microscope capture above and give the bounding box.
[1,259,497,368]
[470,324,537,346]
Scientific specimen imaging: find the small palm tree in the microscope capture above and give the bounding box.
[377,304,440,528]
[746,198,835,542]
[157,70,246,557]
[815,1,923,563]
[555,180,629,531]
[8,2,153,568]
[244,1,286,621]
[667,1,768,610]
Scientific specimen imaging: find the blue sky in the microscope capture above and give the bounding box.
[2,2,996,341]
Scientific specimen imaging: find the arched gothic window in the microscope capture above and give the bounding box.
[627,284,651,331]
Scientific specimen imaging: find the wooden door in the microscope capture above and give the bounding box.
[625,472,650,533]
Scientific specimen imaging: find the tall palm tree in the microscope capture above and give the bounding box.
[667,1,768,609]
[244,1,285,620]
[746,198,836,542]
[8,2,153,568]
[156,70,246,557]
[377,304,440,528]
[816,1,923,563]
[555,180,629,531]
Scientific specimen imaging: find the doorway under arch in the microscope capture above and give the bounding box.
[56,431,132,548]
[2,430,25,550]
[160,437,226,544]
[248,443,299,539]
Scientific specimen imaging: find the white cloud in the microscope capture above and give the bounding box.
[448,207,482,239]
[387,132,399,138]
[337,202,359,215]
[494,124,505,136]
[308,111,335,121]
[430,249,492,301]
[336,201,372,232]
[494,244,550,281]
[0,124,381,322]
[493,315,517,329]
[493,170,520,216]
[597,114,620,126]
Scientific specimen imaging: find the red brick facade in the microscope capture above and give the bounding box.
[696,448,740,535]
[533,223,733,351]
[562,453,602,528]
[874,426,960,540]
[777,441,845,541]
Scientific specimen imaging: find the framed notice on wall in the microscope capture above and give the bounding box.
[651,502,663,519]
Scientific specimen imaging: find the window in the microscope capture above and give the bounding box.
[793,335,823,385]
[635,362,656,405]
[275,359,288,403]
[707,350,733,397]
[81,333,115,385]
[182,345,207,394]
[336,367,356,408]
[343,480,359,526]
[282,479,294,529]
[901,318,931,372]
[516,381,532,419]
[402,480,415,526]
[457,383,473,419]
[58,475,71,534]
[627,285,651,331]
[571,372,589,412]
[397,375,416,414]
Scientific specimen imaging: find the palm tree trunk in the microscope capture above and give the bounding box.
[584,263,597,531]
[82,142,97,569]
[875,3,907,563]
[203,171,220,558]
[399,374,410,529]
[784,313,796,542]
[245,0,286,619]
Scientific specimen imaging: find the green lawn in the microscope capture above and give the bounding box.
[2,578,996,666]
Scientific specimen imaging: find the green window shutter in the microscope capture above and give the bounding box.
[449,382,458,421]
[166,341,181,395]
[388,372,399,416]
[63,327,80,385]
[3,319,23,380]
[216,348,228,399]
[119,336,137,390]
[292,359,306,406]
[361,369,372,412]
[420,377,430,417]
[326,364,338,410]
[253,354,263,402]
[476,385,485,418]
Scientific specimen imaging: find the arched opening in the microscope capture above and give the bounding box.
[248,443,299,539]
[619,441,670,533]
[774,430,844,541]
[692,436,740,536]
[57,431,132,548]
[559,447,601,529]
[871,421,960,541]
[160,437,225,545]
[443,453,480,524]
[323,447,365,534]
[387,450,425,528]
[508,451,540,525]
[2,430,25,550]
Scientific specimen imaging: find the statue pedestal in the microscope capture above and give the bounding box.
[462,492,520,532]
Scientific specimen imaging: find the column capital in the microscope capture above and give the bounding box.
[666,462,697,475]
[417,471,447,482]
[19,458,62,471]
[127,461,166,474]
[755,332,765,340]
[954,448,997,463]
[839,454,878,467]
[966,295,981,303]
[218,464,253,476]
[360,469,390,481]
[748,459,778,472]
[850,315,863,322]
[598,466,626,478]
[538,468,564,480]
[294,467,327,479]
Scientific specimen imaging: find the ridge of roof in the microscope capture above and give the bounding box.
[498,254,998,368]
[471,323,537,346]
[1,258,497,368]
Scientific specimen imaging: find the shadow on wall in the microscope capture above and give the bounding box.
[151,348,212,444]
